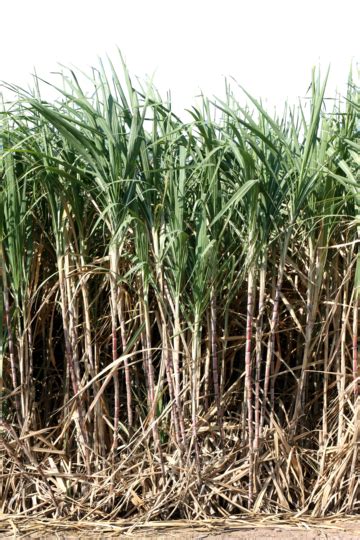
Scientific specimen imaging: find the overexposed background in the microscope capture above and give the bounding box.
[1,0,359,112]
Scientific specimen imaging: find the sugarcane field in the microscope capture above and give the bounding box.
[0,46,359,538]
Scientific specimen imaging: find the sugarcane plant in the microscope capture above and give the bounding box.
[0,56,359,518]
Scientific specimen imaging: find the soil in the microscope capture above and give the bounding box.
[2,518,360,539]
[37,527,360,540]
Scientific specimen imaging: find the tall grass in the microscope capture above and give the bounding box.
[0,57,359,519]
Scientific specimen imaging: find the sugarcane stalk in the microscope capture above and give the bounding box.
[210,286,224,440]
[109,246,120,453]
[353,295,358,400]
[261,230,290,430]
[191,310,201,473]
[141,283,166,479]
[245,266,255,506]
[118,286,133,427]
[254,252,267,452]
[2,259,22,424]
[57,251,89,467]
[173,295,186,443]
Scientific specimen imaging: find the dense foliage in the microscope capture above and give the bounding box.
[0,57,359,518]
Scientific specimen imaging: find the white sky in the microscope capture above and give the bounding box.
[1,0,359,114]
